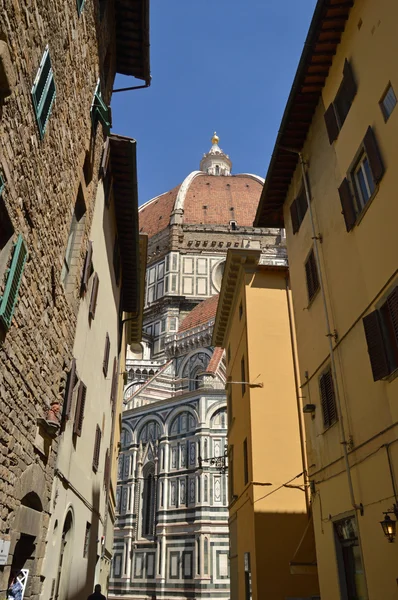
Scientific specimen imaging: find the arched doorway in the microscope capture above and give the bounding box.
[54,510,74,600]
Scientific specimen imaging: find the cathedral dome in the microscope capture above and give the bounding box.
[139,134,264,239]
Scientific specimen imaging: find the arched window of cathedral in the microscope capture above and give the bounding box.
[204,538,209,574]
[141,462,155,537]
[196,538,201,574]
[139,421,161,443]
[170,412,197,435]
[215,165,219,175]
[204,476,208,502]
[211,409,227,429]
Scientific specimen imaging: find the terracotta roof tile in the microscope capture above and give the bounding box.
[178,294,219,333]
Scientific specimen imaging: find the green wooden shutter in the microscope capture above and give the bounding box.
[77,0,85,15]
[90,80,111,134]
[31,46,56,139]
[0,234,28,330]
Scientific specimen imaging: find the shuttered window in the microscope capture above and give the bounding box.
[90,80,111,134]
[304,248,319,303]
[77,0,85,15]
[363,287,398,381]
[74,381,87,436]
[103,333,110,376]
[324,59,357,143]
[93,425,101,472]
[89,273,99,320]
[289,186,308,234]
[63,358,77,420]
[319,368,337,429]
[81,241,93,295]
[104,448,110,489]
[0,234,28,330]
[31,46,56,139]
[110,357,118,412]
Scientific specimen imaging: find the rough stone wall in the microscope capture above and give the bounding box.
[0,1,116,597]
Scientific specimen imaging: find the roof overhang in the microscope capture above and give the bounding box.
[212,248,261,348]
[114,0,151,84]
[126,234,147,344]
[109,134,144,330]
[254,0,353,228]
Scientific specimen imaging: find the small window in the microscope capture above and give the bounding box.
[31,46,56,139]
[83,522,91,557]
[215,165,220,175]
[352,153,375,210]
[380,83,397,121]
[304,248,319,303]
[339,127,384,231]
[90,79,111,134]
[229,220,237,231]
[289,186,308,234]
[62,186,86,292]
[93,425,102,472]
[241,356,246,396]
[319,368,337,429]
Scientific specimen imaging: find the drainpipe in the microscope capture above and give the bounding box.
[285,276,310,514]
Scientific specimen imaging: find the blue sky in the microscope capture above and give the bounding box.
[111,0,317,206]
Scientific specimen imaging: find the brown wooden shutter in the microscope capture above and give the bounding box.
[93,425,101,472]
[81,241,93,294]
[110,357,118,412]
[343,59,357,105]
[74,381,87,436]
[290,199,299,234]
[89,273,99,320]
[386,288,398,346]
[104,448,110,489]
[363,126,384,183]
[305,249,319,302]
[338,178,357,232]
[64,358,76,420]
[363,311,390,381]
[324,103,339,144]
[297,188,308,222]
[103,333,110,376]
[319,369,337,428]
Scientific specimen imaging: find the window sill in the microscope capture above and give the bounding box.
[322,419,338,434]
[306,286,320,310]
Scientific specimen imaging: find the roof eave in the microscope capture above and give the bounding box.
[114,0,151,84]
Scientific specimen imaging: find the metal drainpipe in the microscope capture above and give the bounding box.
[297,152,369,595]
[285,276,311,514]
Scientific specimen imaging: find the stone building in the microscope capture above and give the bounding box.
[109,136,286,600]
[0,1,149,599]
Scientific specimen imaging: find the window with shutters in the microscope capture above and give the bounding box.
[31,46,56,139]
[0,234,28,331]
[93,425,101,472]
[89,273,99,320]
[379,83,397,122]
[63,358,77,421]
[62,186,86,293]
[304,248,319,304]
[289,185,308,234]
[90,80,111,135]
[338,127,384,231]
[363,287,398,381]
[319,368,337,429]
[77,0,85,15]
[324,60,357,144]
[74,381,87,436]
[103,333,110,376]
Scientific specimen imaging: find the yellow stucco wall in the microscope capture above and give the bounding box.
[281,0,398,597]
[225,263,319,599]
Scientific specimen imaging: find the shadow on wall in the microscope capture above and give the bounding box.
[254,511,319,599]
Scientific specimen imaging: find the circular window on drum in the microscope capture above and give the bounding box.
[212,260,225,292]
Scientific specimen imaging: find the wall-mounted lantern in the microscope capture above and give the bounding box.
[380,508,398,543]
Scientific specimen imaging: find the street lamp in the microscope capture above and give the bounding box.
[380,510,398,543]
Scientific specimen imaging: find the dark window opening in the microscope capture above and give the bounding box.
[319,368,337,429]
[305,248,320,303]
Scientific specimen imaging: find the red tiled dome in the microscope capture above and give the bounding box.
[138,172,263,239]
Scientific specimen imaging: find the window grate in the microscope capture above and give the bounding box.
[31,46,56,139]
[0,234,28,330]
